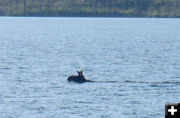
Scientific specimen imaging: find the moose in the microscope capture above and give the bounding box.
[67,70,93,83]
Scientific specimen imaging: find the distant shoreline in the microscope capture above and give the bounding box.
[1,0,180,19]
[0,16,179,19]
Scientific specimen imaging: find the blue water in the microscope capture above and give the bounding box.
[0,17,180,118]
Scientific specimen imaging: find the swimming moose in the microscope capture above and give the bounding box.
[67,71,93,83]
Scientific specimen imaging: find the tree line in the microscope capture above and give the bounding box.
[0,0,180,17]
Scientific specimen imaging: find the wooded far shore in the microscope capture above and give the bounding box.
[0,0,180,17]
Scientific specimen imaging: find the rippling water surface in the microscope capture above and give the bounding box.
[0,17,180,118]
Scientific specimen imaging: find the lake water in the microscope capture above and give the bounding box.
[0,17,180,118]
